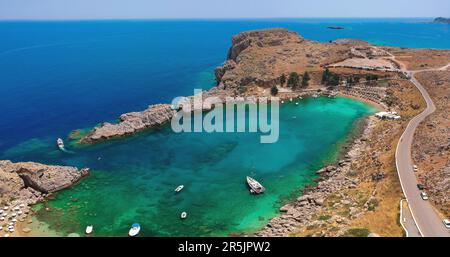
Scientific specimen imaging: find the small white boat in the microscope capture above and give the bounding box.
[246,176,265,194]
[128,223,140,237]
[181,212,187,219]
[295,102,299,105]
[175,185,184,193]
[57,138,65,150]
[85,225,93,234]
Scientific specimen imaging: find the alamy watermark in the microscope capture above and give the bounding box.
[170,89,280,143]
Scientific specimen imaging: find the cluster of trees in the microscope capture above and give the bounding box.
[321,68,340,87]
[322,68,380,88]
[365,74,379,81]
[279,71,310,89]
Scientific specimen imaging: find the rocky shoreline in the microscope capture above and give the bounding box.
[255,116,378,237]
[76,29,355,144]
[0,160,89,236]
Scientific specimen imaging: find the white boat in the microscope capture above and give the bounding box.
[85,225,93,234]
[128,223,140,237]
[181,212,187,219]
[246,176,265,194]
[57,138,65,150]
[174,185,184,193]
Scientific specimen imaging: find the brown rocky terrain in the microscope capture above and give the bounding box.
[71,28,449,237]
[413,70,450,217]
[0,160,89,236]
[0,160,89,205]
[382,47,450,70]
[215,29,352,91]
[78,29,393,143]
[257,79,426,237]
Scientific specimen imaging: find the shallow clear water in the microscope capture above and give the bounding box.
[25,97,373,236]
[0,18,447,236]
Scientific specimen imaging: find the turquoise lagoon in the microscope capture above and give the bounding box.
[1,18,448,236]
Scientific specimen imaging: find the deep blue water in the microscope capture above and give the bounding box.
[0,18,449,155]
[1,18,448,236]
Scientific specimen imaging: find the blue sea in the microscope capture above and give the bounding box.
[0,18,449,236]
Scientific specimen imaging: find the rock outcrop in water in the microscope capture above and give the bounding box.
[0,160,89,205]
[79,104,175,144]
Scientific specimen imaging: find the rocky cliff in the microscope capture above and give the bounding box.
[215,28,353,91]
[0,160,89,205]
[78,29,365,144]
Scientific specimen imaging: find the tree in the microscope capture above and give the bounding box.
[287,72,300,89]
[301,71,311,88]
[322,68,331,84]
[347,76,354,87]
[279,74,286,86]
[270,85,278,96]
[328,74,340,87]
[366,74,379,82]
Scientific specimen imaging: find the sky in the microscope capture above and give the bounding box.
[0,0,449,20]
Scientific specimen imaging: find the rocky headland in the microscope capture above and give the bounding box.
[0,160,89,205]
[0,160,89,236]
[78,28,391,144]
[67,28,449,236]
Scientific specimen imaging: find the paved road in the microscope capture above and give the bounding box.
[393,61,450,237]
[400,199,421,237]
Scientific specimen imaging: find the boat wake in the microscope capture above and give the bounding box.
[57,138,75,154]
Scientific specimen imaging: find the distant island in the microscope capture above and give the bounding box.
[327,26,345,30]
[432,17,450,24]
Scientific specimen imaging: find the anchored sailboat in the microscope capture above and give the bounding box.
[246,176,265,194]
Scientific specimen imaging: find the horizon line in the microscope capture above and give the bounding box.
[0,16,439,22]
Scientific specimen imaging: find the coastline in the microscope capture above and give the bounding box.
[255,114,377,236]
[337,92,385,112]
[4,28,446,237]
